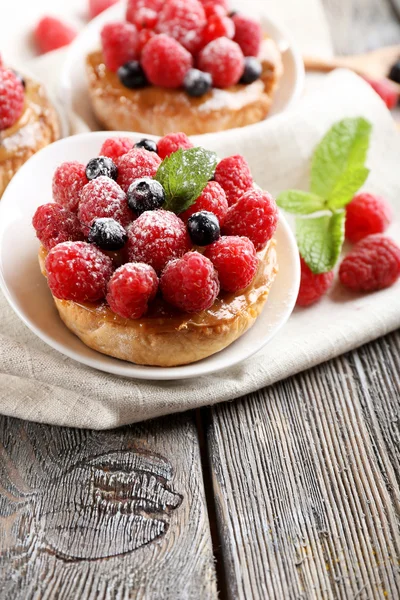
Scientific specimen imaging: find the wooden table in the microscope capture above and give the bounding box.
[1,1,399,598]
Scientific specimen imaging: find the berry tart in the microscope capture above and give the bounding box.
[32,135,279,367]
[0,61,61,198]
[86,0,284,135]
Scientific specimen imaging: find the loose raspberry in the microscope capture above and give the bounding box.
[156,0,207,54]
[126,0,163,24]
[45,241,113,302]
[127,209,191,273]
[101,22,139,72]
[198,38,244,88]
[116,148,161,192]
[0,68,24,130]
[160,252,219,313]
[296,258,334,307]
[364,77,398,110]
[205,236,258,291]
[138,29,157,53]
[157,132,193,160]
[232,14,262,57]
[33,203,84,250]
[141,35,193,88]
[34,17,77,54]
[180,182,228,224]
[106,262,158,319]
[99,137,133,163]
[89,0,119,19]
[78,177,134,235]
[339,235,400,292]
[223,189,278,251]
[345,192,392,243]
[202,14,235,45]
[52,162,88,212]
[214,155,253,205]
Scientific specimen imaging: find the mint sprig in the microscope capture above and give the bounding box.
[296,211,346,274]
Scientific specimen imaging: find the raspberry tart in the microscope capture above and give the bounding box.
[86,0,283,136]
[33,136,279,367]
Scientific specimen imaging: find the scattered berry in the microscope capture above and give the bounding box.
[127,209,191,273]
[232,14,262,57]
[345,192,392,243]
[88,218,128,251]
[156,0,207,54]
[223,189,278,251]
[135,138,158,153]
[187,211,220,246]
[160,251,219,313]
[214,155,253,205]
[141,34,193,88]
[138,28,156,53]
[297,258,334,307]
[202,14,235,45]
[157,132,193,160]
[118,61,148,88]
[86,156,118,181]
[205,235,258,291]
[183,69,212,97]
[78,176,133,235]
[32,203,84,250]
[34,16,77,54]
[198,38,244,88]
[45,241,113,302]
[127,177,166,214]
[180,181,228,224]
[52,161,88,212]
[240,57,262,84]
[89,0,119,19]
[101,22,139,72]
[339,235,400,292]
[0,68,24,130]
[126,0,164,25]
[116,148,161,192]
[107,262,158,319]
[100,137,133,163]
[388,60,400,84]
[364,77,398,110]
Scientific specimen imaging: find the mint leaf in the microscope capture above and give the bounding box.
[326,166,369,210]
[155,147,218,213]
[277,190,325,215]
[296,211,346,274]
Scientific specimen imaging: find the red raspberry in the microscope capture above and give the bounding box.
[130,8,158,30]
[99,137,133,163]
[156,0,207,54]
[297,258,334,307]
[202,14,235,45]
[180,182,228,224]
[34,17,77,54]
[339,234,400,292]
[0,68,24,130]
[78,177,133,235]
[198,38,244,88]
[205,236,258,291]
[199,0,228,8]
[116,148,161,192]
[157,132,193,160]
[214,155,253,205]
[345,192,392,243]
[232,14,262,57]
[141,35,193,88]
[203,3,227,18]
[101,22,139,72]
[32,203,84,250]
[89,0,119,19]
[52,161,88,213]
[160,252,219,313]
[45,241,113,302]
[106,262,158,319]
[126,0,163,24]
[364,77,398,110]
[138,29,157,53]
[127,209,191,273]
[223,189,278,251]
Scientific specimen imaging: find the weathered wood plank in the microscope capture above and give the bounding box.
[0,414,217,600]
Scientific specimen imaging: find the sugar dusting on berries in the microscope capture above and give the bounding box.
[157,132,193,159]
[214,155,253,205]
[205,235,258,292]
[180,181,228,224]
[117,148,161,192]
[107,262,158,319]
[156,0,207,54]
[0,68,25,130]
[79,176,134,234]
[33,203,84,250]
[198,37,244,88]
[52,162,88,213]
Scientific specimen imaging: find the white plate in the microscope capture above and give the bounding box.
[60,1,305,133]
[0,131,300,380]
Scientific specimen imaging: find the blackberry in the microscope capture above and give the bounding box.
[86,156,118,181]
[187,211,220,246]
[127,177,166,215]
[88,218,128,251]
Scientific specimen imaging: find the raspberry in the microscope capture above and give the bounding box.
[99,137,133,163]
[89,0,119,19]
[223,189,278,251]
[156,0,207,54]
[126,0,163,24]
[364,77,398,110]
[232,14,262,57]
[138,29,156,53]
[0,68,24,130]
[34,17,77,54]
[101,22,139,72]
[157,132,193,160]
[106,263,158,319]
[214,155,253,205]
[78,177,134,235]
[200,0,228,9]
[198,38,244,88]
[130,7,158,30]
[127,209,191,273]
[33,203,84,250]
[205,236,258,291]
[141,35,193,88]
[52,162,88,212]
[45,241,113,302]
[339,235,400,292]
[180,182,228,224]
[202,14,235,45]
[345,192,392,243]
[297,258,334,307]
[116,148,161,192]
[160,252,219,313]
[203,3,227,18]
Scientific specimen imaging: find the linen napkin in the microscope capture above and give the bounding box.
[1,70,399,430]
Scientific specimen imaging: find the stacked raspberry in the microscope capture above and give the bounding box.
[100,0,264,96]
[0,67,25,130]
[33,135,279,320]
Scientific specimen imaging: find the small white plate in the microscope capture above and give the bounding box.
[0,132,300,380]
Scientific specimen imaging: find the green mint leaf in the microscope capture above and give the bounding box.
[296,211,346,274]
[310,117,372,203]
[276,190,325,215]
[155,147,218,214]
[326,166,370,210]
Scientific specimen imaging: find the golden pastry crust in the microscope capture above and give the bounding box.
[86,38,284,136]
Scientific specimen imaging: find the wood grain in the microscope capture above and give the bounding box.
[0,414,217,600]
